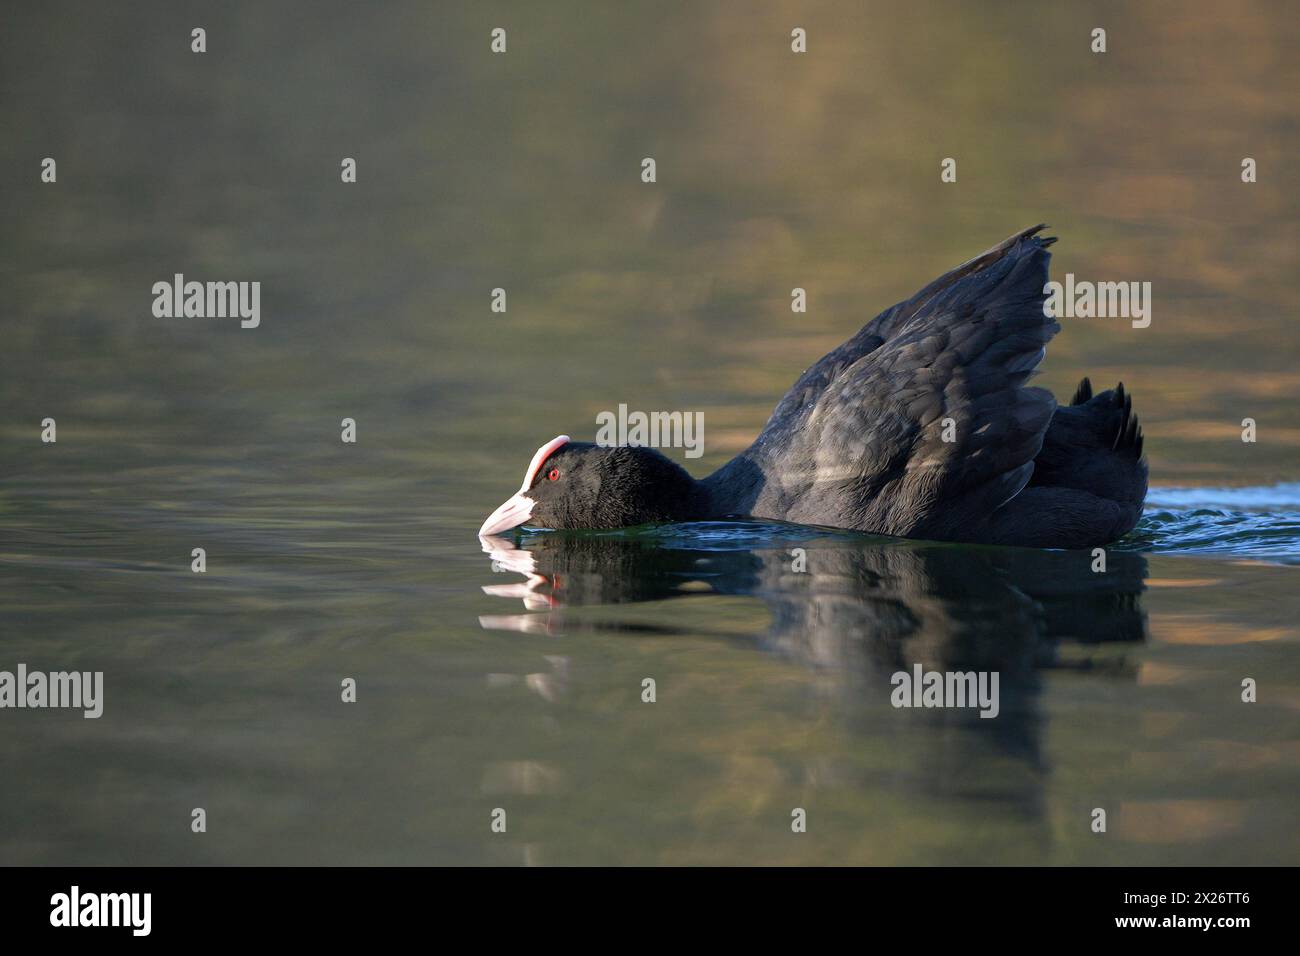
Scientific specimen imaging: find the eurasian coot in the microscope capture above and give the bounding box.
[480,226,1147,549]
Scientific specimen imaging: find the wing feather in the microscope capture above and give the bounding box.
[779,229,1060,537]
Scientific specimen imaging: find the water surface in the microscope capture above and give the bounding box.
[1,1,1297,865]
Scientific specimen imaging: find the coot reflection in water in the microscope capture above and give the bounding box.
[479,526,1147,779]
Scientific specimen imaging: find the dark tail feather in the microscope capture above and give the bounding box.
[1111,381,1144,457]
[1070,376,1093,406]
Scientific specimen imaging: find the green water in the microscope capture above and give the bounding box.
[1,1,1297,864]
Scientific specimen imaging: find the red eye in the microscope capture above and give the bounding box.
[547,468,560,481]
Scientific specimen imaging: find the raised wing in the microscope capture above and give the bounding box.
[736,227,1060,537]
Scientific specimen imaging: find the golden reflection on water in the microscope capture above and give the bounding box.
[1150,615,1296,645]
[1115,799,1247,844]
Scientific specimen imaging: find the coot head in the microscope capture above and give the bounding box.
[479,435,702,535]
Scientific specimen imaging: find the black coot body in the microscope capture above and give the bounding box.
[481,226,1148,549]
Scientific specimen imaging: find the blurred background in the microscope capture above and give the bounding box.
[1,1,1297,864]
